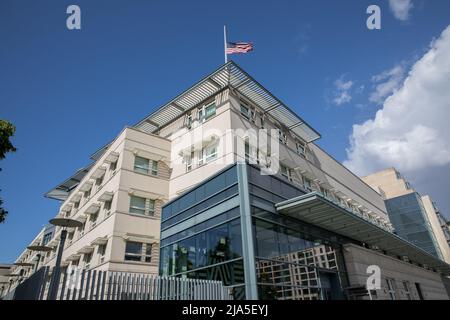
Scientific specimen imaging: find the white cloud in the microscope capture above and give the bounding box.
[332,77,354,106]
[344,26,450,177]
[369,64,405,104]
[389,0,414,21]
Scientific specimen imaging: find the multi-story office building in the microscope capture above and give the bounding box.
[8,62,450,300]
[362,168,450,263]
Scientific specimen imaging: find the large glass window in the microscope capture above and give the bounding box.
[161,166,237,224]
[160,219,242,277]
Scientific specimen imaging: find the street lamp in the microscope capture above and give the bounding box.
[47,216,82,300]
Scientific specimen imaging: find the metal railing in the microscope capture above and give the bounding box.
[5,266,233,300]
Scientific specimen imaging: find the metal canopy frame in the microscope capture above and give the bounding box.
[134,61,321,144]
[275,192,450,275]
[44,164,94,201]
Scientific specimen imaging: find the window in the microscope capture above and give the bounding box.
[280,164,292,182]
[151,161,158,175]
[104,198,112,215]
[134,156,158,176]
[240,104,250,119]
[124,241,152,263]
[84,252,92,269]
[296,141,306,156]
[95,177,103,193]
[42,233,52,245]
[198,102,216,122]
[134,156,149,174]
[89,212,98,228]
[79,222,85,238]
[129,196,146,215]
[303,178,313,191]
[186,151,194,172]
[278,129,287,145]
[386,278,397,300]
[206,146,217,163]
[198,145,218,165]
[98,243,106,263]
[403,281,412,300]
[185,114,193,129]
[110,160,117,172]
[415,282,424,300]
[129,196,155,216]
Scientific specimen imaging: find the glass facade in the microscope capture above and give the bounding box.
[160,164,351,300]
[385,193,442,259]
[160,166,246,298]
[247,165,349,300]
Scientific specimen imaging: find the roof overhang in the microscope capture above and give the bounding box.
[275,192,450,275]
[44,164,94,201]
[134,61,320,143]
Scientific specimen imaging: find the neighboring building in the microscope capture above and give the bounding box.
[7,62,450,300]
[362,168,450,263]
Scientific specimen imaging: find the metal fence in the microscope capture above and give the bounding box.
[7,267,233,300]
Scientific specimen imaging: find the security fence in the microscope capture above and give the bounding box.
[5,266,233,300]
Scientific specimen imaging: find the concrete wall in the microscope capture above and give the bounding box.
[343,243,449,300]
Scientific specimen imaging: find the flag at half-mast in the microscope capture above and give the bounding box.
[226,42,254,54]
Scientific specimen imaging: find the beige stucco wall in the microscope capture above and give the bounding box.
[343,243,449,300]
[362,168,414,199]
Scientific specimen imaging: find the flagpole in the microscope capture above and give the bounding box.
[223,25,227,63]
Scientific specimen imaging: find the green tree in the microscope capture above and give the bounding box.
[0,120,17,223]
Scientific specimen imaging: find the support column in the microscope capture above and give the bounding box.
[47,229,67,300]
[236,163,258,299]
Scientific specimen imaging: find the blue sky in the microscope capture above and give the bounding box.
[1,0,450,262]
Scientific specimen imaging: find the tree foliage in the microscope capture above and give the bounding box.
[0,120,17,223]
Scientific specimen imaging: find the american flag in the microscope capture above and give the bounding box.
[226,42,254,54]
